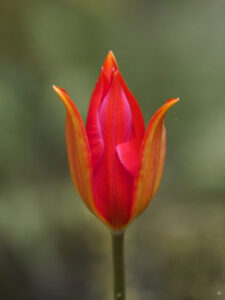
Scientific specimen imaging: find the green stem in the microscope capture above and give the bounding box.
[111,231,125,300]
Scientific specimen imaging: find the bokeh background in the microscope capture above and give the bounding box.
[0,0,225,299]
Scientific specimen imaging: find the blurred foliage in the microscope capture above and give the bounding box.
[0,0,225,299]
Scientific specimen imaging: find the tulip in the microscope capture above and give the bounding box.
[53,51,179,300]
[53,51,179,231]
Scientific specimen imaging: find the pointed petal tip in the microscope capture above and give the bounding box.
[52,85,76,112]
[166,97,180,105]
[52,84,60,92]
[107,50,118,65]
[52,85,66,96]
[157,97,180,116]
[103,50,118,73]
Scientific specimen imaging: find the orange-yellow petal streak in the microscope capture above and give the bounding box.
[131,98,180,219]
[53,85,97,214]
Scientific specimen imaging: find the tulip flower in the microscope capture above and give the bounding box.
[53,51,179,300]
[53,51,179,231]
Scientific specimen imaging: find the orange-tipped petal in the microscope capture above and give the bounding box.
[53,85,97,214]
[103,51,118,82]
[131,98,180,219]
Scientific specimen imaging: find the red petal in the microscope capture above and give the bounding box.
[131,98,180,219]
[93,71,134,229]
[116,142,139,177]
[118,72,145,148]
[86,70,109,171]
[86,51,118,169]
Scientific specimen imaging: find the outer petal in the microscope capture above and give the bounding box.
[53,85,97,215]
[131,98,180,219]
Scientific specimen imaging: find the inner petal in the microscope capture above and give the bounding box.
[99,84,132,146]
[116,142,139,177]
[93,74,134,228]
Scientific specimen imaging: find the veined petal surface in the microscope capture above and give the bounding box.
[131,98,180,219]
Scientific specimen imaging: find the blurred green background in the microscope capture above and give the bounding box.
[0,0,225,299]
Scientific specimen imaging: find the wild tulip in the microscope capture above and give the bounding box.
[53,51,179,231]
[53,51,179,299]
